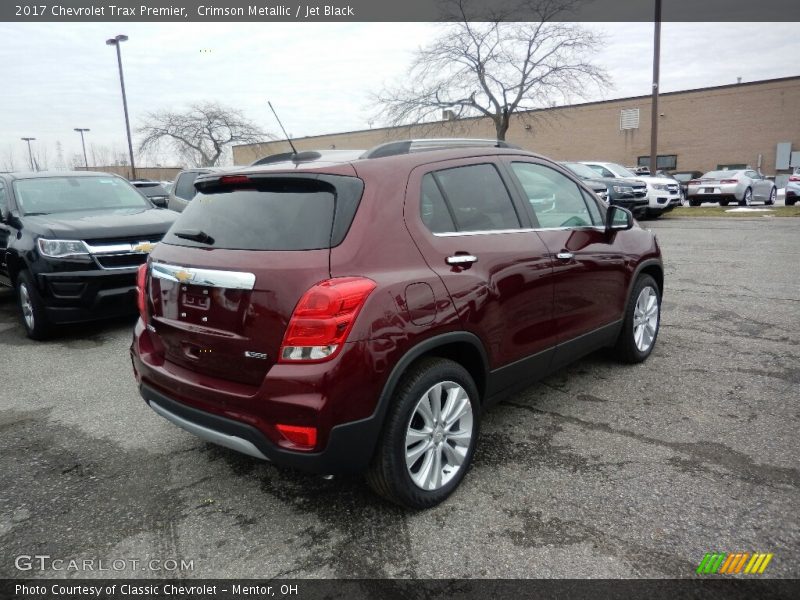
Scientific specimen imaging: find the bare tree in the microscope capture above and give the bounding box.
[137,102,269,167]
[1,145,17,172]
[373,0,610,140]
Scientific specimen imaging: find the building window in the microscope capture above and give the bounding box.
[716,163,747,170]
[619,108,639,130]
[638,155,678,170]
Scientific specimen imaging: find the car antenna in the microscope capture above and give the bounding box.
[267,101,298,156]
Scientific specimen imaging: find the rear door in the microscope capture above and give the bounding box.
[406,158,557,373]
[503,159,627,345]
[146,173,363,387]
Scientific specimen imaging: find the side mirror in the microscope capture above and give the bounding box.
[151,197,168,208]
[606,205,633,232]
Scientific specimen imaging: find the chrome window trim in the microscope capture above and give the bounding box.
[151,262,256,290]
[433,225,606,237]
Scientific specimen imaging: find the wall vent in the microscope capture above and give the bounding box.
[620,108,640,130]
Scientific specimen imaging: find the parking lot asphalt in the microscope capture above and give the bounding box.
[1,217,798,579]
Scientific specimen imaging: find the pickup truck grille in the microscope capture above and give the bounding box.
[85,235,163,270]
[667,184,680,194]
[632,185,647,197]
[95,253,148,269]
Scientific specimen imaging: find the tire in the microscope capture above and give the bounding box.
[689,199,700,207]
[787,197,797,206]
[367,357,480,509]
[739,187,753,206]
[16,271,51,340]
[614,274,661,364]
[765,187,776,206]
[719,200,729,206]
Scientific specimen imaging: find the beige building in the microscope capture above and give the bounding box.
[233,76,800,177]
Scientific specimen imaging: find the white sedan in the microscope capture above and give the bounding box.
[687,169,777,207]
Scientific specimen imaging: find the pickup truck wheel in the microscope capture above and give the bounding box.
[16,271,51,340]
[367,357,479,509]
[615,274,660,364]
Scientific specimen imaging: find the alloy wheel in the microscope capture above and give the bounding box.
[632,286,659,352]
[405,381,474,491]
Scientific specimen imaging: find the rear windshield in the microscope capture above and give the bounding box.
[13,176,149,216]
[702,170,740,179]
[135,183,168,196]
[162,175,364,251]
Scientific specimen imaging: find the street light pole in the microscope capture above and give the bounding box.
[21,137,36,171]
[74,128,90,169]
[649,0,662,175]
[106,34,136,180]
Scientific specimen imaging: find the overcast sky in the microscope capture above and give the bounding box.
[0,22,798,170]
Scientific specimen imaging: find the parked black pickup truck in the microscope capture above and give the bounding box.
[560,162,649,218]
[0,171,176,339]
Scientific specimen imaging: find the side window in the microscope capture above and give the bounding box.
[0,182,7,213]
[174,172,200,201]
[420,174,456,233]
[432,163,520,232]
[581,189,605,224]
[745,170,759,179]
[510,162,601,229]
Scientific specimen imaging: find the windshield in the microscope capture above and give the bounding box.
[562,162,600,180]
[605,163,637,178]
[14,176,149,216]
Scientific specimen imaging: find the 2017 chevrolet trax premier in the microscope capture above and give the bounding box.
[131,140,663,508]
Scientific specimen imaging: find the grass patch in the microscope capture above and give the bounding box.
[665,206,800,218]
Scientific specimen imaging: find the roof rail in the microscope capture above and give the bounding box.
[362,138,520,159]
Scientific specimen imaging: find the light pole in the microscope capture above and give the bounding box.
[74,128,90,169]
[106,34,136,180]
[649,0,662,175]
[21,137,36,171]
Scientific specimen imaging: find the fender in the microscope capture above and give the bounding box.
[347,331,490,464]
[627,257,664,301]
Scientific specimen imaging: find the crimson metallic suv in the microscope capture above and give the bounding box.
[130,139,663,508]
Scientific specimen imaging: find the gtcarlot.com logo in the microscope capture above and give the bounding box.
[15,555,194,572]
[696,552,773,575]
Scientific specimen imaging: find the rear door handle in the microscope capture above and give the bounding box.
[446,254,478,266]
[556,252,574,261]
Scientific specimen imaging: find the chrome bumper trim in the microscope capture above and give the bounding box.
[150,400,269,461]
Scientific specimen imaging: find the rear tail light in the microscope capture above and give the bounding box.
[688,180,702,185]
[789,175,800,182]
[136,263,148,320]
[720,179,738,184]
[275,424,317,448]
[279,277,377,363]
[219,175,251,186]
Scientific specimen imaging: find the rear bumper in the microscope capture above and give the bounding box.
[37,268,138,324]
[130,319,388,474]
[687,193,737,202]
[139,382,380,474]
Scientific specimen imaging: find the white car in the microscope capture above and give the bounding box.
[686,169,777,207]
[580,161,681,218]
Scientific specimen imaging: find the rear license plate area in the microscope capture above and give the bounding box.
[704,187,715,193]
[180,286,211,311]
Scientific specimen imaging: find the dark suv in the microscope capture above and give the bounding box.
[0,171,176,339]
[131,140,663,508]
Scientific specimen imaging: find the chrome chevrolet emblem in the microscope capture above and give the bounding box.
[174,270,194,283]
[132,241,156,253]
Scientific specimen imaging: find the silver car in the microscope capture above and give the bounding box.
[686,169,777,207]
